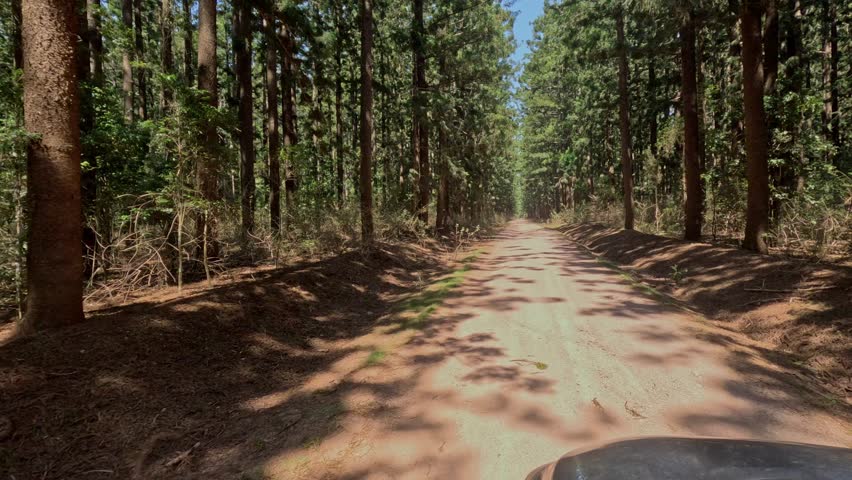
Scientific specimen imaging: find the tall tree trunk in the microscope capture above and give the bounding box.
[122,0,134,122]
[740,0,770,253]
[648,59,657,158]
[280,24,298,224]
[436,125,449,233]
[360,0,375,244]
[160,0,174,109]
[22,0,84,330]
[265,18,281,232]
[77,0,98,276]
[379,26,390,207]
[789,0,806,191]
[196,0,219,258]
[134,0,147,120]
[615,7,634,230]
[413,0,430,223]
[310,57,324,182]
[12,0,22,69]
[182,0,193,85]
[435,58,449,233]
[681,7,703,240]
[87,0,103,83]
[822,0,839,148]
[235,0,254,237]
[763,0,779,94]
[335,5,345,207]
[648,58,661,225]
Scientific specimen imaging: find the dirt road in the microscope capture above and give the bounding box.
[275,220,851,479]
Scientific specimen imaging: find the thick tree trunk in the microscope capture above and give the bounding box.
[360,0,375,244]
[87,0,103,83]
[740,0,770,253]
[615,8,634,230]
[413,0,430,224]
[122,0,134,122]
[22,0,84,330]
[265,18,281,232]
[133,0,147,120]
[160,0,174,108]
[196,0,219,258]
[181,0,193,84]
[681,7,703,241]
[235,0,254,237]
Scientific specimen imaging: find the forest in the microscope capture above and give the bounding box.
[1,0,851,478]
[1,0,517,330]
[2,0,851,332]
[519,0,850,256]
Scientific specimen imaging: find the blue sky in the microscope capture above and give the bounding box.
[510,0,545,81]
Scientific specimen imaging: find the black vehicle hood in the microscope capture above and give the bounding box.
[526,437,852,480]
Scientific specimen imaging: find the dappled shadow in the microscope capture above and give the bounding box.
[539,224,851,438]
[557,223,852,402]
[0,243,447,479]
[3,220,849,479]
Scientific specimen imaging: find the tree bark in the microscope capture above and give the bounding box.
[235,0,255,237]
[265,18,281,232]
[740,0,770,253]
[87,0,103,83]
[196,0,219,258]
[77,0,97,276]
[12,0,23,69]
[280,23,298,224]
[436,58,449,233]
[122,0,134,122]
[413,0,430,224]
[615,7,634,230]
[763,0,779,94]
[160,0,174,108]
[822,0,839,148]
[360,0,375,244]
[335,4,345,207]
[133,0,147,120]
[681,7,703,241]
[436,125,449,233]
[182,0,193,85]
[22,0,84,330]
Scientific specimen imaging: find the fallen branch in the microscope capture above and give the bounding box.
[744,286,835,294]
[164,441,201,468]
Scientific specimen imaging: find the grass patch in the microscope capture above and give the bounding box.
[393,250,482,331]
[534,361,548,370]
[594,257,670,302]
[364,348,387,367]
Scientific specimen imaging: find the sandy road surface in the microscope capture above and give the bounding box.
[276,220,851,479]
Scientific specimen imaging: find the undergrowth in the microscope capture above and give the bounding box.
[549,197,851,261]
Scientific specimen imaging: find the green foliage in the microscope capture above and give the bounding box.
[519,0,851,258]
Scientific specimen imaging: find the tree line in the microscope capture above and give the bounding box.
[0,0,517,331]
[519,0,849,254]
